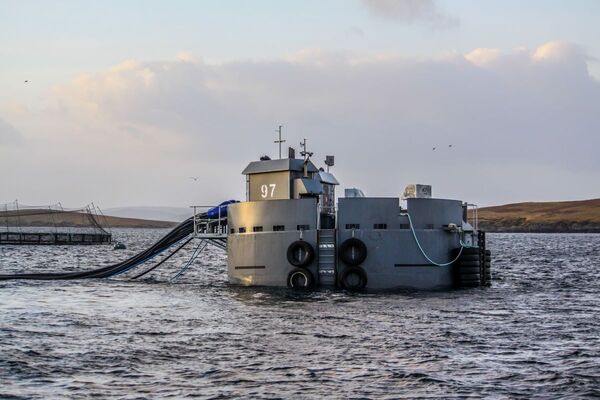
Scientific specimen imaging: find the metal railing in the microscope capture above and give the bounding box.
[466,203,479,231]
[190,205,228,237]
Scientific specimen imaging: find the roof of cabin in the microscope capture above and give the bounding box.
[318,171,340,185]
[242,158,319,175]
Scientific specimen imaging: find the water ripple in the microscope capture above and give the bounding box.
[1,231,599,398]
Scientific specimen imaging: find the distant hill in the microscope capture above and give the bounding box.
[0,209,177,229]
[476,199,600,233]
[95,214,177,229]
[103,206,192,222]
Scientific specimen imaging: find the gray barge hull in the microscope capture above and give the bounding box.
[227,195,485,291]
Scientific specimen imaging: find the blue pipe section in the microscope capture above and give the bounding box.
[207,200,239,219]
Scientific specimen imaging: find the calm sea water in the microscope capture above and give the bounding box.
[1,230,599,399]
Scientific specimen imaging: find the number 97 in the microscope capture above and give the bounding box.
[260,184,276,198]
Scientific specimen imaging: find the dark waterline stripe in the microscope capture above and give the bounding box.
[394,263,436,267]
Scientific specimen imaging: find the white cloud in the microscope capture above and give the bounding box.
[532,41,586,62]
[361,0,459,28]
[465,48,503,67]
[1,42,599,207]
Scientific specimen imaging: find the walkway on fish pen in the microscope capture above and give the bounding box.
[0,201,111,245]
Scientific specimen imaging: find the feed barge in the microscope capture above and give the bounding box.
[196,148,491,291]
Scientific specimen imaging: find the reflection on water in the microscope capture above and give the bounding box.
[1,230,599,398]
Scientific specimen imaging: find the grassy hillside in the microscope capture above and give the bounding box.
[476,199,600,232]
[0,209,177,229]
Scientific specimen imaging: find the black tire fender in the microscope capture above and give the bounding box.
[459,260,481,268]
[459,254,481,262]
[286,240,315,267]
[461,247,480,255]
[459,266,481,275]
[340,266,368,291]
[339,238,368,265]
[459,273,481,281]
[287,267,314,289]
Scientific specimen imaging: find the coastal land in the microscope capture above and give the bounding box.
[0,209,177,229]
[476,199,600,233]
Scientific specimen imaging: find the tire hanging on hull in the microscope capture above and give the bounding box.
[287,267,314,289]
[340,266,368,291]
[286,240,315,267]
[484,249,491,286]
[338,238,367,265]
[453,246,492,288]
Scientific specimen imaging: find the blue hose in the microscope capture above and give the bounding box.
[405,213,464,267]
[170,240,207,281]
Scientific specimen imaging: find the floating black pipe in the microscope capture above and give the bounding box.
[130,236,193,280]
[0,216,197,281]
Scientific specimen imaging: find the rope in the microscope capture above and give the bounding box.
[405,213,465,267]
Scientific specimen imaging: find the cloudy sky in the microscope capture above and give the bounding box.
[1,0,599,208]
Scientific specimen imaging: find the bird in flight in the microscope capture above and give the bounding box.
[189,176,200,181]
[432,146,436,151]
[448,144,453,148]
[24,80,29,83]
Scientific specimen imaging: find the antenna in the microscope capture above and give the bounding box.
[299,138,313,161]
[274,125,285,159]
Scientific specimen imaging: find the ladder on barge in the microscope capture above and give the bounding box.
[318,229,337,285]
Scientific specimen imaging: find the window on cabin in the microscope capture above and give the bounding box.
[373,223,387,230]
[345,224,360,229]
[253,226,263,232]
[273,225,285,231]
[238,227,246,233]
[297,224,310,231]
